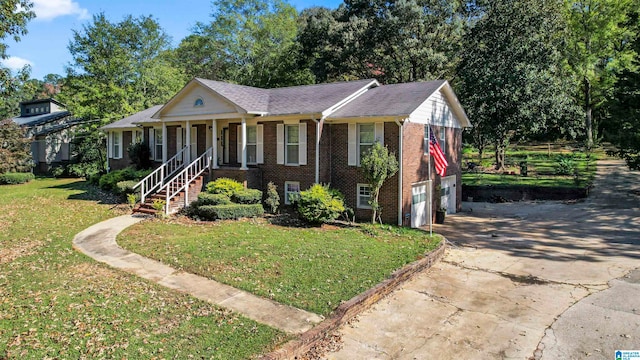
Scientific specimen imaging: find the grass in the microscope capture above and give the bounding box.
[118,219,441,316]
[0,178,285,359]
[462,143,604,187]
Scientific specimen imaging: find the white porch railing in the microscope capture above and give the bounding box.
[162,147,212,214]
[134,147,188,203]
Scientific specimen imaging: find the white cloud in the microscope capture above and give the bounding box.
[1,56,34,71]
[32,0,90,21]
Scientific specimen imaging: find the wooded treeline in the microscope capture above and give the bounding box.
[2,0,639,171]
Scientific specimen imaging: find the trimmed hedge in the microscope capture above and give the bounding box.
[193,193,231,206]
[98,167,151,192]
[296,184,345,224]
[0,172,35,185]
[232,189,262,204]
[116,180,138,194]
[195,204,264,221]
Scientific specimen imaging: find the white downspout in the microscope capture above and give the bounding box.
[395,118,403,226]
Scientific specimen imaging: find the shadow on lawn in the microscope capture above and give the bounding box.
[47,180,122,205]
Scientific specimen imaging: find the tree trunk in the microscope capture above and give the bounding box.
[494,143,505,171]
[371,190,379,224]
[584,77,593,149]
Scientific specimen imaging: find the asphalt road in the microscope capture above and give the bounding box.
[323,159,640,360]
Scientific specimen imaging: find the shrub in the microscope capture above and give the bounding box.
[127,142,153,170]
[0,172,35,185]
[127,193,139,209]
[554,155,576,175]
[296,184,345,224]
[98,167,151,192]
[195,204,264,221]
[206,177,244,197]
[193,193,231,207]
[116,180,138,194]
[264,181,280,213]
[232,189,262,204]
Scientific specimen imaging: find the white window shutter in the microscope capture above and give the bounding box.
[107,132,113,158]
[348,123,357,166]
[148,129,155,160]
[257,124,264,164]
[276,124,284,165]
[299,122,307,166]
[236,125,242,163]
[375,122,384,146]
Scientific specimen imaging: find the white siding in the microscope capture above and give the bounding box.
[410,89,461,128]
[160,86,238,118]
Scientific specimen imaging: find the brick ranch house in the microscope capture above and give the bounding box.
[101,78,471,227]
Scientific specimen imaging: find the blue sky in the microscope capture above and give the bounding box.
[2,0,342,81]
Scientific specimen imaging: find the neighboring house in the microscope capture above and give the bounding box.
[12,98,84,174]
[102,78,471,226]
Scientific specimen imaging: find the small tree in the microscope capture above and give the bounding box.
[128,142,152,170]
[360,142,399,223]
[0,119,33,174]
[264,181,280,214]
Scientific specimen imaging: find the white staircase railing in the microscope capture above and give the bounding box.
[161,147,212,214]
[134,147,187,203]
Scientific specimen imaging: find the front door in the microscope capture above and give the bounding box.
[411,183,428,228]
[440,175,457,214]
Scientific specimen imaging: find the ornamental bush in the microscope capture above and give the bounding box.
[0,172,35,185]
[232,189,262,204]
[296,184,345,224]
[193,193,232,206]
[195,204,264,221]
[116,180,138,194]
[206,177,244,197]
[98,167,151,192]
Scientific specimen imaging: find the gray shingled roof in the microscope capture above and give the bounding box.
[267,79,377,115]
[13,111,72,127]
[328,80,446,119]
[101,105,162,130]
[196,78,270,113]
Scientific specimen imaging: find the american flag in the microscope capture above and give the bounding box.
[429,126,448,177]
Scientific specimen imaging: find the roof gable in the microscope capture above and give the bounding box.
[101,105,163,130]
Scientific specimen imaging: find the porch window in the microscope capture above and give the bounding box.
[155,130,163,161]
[357,183,372,209]
[285,125,299,165]
[246,125,257,164]
[284,181,300,205]
[358,124,375,164]
[112,131,122,159]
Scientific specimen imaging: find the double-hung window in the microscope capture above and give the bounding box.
[358,124,375,164]
[246,125,257,164]
[285,125,299,165]
[439,127,446,155]
[112,132,121,159]
[357,183,372,209]
[155,130,163,161]
[284,181,301,205]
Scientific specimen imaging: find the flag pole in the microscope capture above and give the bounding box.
[428,125,433,236]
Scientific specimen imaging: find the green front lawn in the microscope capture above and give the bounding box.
[118,219,441,316]
[0,179,284,359]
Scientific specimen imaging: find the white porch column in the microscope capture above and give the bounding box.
[240,117,248,170]
[212,119,219,169]
[185,120,191,164]
[314,117,320,184]
[162,122,167,163]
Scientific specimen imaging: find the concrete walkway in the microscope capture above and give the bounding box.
[72,215,323,335]
[324,159,640,359]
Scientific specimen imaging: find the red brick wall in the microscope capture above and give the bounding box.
[400,124,463,225]
[329,122,399,224]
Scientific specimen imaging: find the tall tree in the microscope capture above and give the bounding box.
[606,7,640,169]
[177,0,313,87]
[0,0,35,118]
[565,0,636,148]
[299,0,466,84]
[61,13,186,122]
[457,0,578,169]
[0,118,32,174]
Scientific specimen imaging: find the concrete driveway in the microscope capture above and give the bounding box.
[323,160,640,360]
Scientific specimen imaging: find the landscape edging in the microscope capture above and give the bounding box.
[258,238,447,360]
